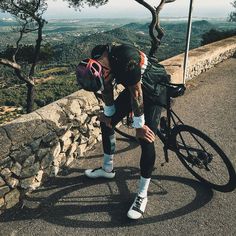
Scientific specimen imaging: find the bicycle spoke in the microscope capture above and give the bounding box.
[173,125,236,192]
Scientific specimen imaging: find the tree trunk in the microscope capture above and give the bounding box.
[26,83,35,113]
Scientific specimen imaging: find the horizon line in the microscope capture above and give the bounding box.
[0,16,229,21]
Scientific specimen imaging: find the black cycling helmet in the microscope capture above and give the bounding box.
[91,44,111,59]
[76,58,104,92]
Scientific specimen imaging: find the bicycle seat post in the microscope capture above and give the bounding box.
[166,88,172,136]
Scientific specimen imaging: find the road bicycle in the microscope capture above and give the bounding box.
[95,82,236,193]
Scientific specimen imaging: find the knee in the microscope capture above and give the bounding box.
[140,140,155,157]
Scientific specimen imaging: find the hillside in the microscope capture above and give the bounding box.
[0,19,235,123]
[50,20,215,65]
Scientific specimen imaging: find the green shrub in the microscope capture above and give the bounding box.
[201,29,236,45]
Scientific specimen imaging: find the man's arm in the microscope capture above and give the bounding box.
[102,81,115,117]
[129,82,155,143]
[128,81,144,128]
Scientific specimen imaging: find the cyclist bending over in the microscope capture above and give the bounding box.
[76,43,169,220]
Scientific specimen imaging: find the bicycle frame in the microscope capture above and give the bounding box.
[155,84,187,164]
[156,84,210,165]
[156,110,176,163]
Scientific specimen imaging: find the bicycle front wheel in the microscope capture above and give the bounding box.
[114,122,137,142]
[172,125,236,192]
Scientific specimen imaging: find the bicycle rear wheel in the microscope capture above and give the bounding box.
[172,125,236,192]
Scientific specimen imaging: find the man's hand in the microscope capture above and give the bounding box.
[136,125,155,143]
[97,113,112,128]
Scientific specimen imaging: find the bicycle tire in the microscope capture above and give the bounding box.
[114,124,137,142]
[172,124,236,192]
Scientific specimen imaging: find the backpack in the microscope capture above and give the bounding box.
[142,58,170,105]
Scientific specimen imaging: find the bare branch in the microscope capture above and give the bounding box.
[135,0,158,57]
[0,58,34,85]
[135,0,176,58]
[0,58,21,70]
[13,21,28,62]
[29,19,45,77]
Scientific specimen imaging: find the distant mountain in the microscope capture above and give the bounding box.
[0,18,17,27]
[44,27,79,33]
[120,22,148,31]
[119,20,213,35]
[192,20,213,27]
[50,20,219,64]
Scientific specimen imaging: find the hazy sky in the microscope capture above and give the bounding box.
[0,0,234,19]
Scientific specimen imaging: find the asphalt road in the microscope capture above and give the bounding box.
[0,57,235,236]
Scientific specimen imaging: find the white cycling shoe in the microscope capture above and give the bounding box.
[85,167,116,179]
[127,194,148,220]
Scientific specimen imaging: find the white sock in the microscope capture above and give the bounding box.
[102,153,114,172]
[138,176,151,198]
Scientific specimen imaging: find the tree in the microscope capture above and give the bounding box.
[0,0,47,113]
[228,1,236,22]
[65,0,176,58]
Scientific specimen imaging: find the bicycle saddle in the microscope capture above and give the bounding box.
[168,84,186,98]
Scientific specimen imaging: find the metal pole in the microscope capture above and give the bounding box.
[183,0,194,84]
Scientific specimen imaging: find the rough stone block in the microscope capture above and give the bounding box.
[35,170,43,183]
[91,116,100,127]
[0,197,4,208]
[79,113,89,125]
[10,146,32,164]
[65,154,74,167]
[0,156,12,171]
[60,137,72,153]
[0,128,11,158]
[0,176,6,187]
[51,142,61,159]
[53,153,66,167]
[10,162,22,177]
[36,103,68,127]
[29,138,42,152]
[23,155,35,168]
[57,97,82,116]
[50,166,60,177]
[88,134,97,147]
[77,143,87,157]
[37,148,50,160]
[71,130,81,142]
[20,176,40,190]
[67,142,78,156]
[0,186,10,198]
[5,189,20,209]
[40,153,53,169]
[5,176,19,188]
[20,162,40,178]
[60,130,73,142]
[42,132,58,144]
[78,125,89,137]
[79,135,89,145]
[97,134,102,142]
[0,168,11,178]
[2,112,47,148]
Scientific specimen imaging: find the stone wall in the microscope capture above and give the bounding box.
[0,91,103,212]
[0,36,236,213]
[161,36,236,83]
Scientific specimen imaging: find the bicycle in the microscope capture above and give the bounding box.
[96,82,236,193]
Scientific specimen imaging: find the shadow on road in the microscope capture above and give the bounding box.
[83,137,139,161]
[1,166,213,228]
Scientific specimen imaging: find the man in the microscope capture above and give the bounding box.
[76,43,169,219]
